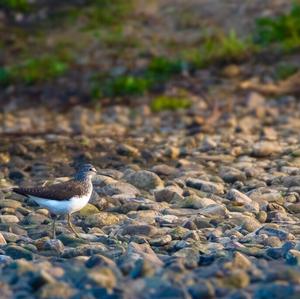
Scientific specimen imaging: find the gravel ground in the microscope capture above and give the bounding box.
[0,88,300,298]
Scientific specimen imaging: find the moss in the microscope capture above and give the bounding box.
[150,96,192,112]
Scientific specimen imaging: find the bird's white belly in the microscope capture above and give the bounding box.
[29,193,91,215]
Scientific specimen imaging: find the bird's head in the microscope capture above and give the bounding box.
[74,163,97,181]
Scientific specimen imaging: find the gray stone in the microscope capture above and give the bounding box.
[97,181,140,196]
[186,178,224,194]
[121,224,159,237]
[178,195,215,209]
[0,215,19,223]
[252,141,282,157]
[220,167,246,183]
[283,175,300,187]
[5,245,34,260]
[125,170,164,191]
[154,186,184,202]
[85,212,124,227]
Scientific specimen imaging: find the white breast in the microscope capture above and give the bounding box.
[29,191,92,215]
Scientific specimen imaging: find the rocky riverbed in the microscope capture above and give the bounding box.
[1,91,300,299]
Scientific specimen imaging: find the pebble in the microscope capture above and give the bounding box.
[186,178,224,194]
[85,212,124,227]
[125,170,164,191]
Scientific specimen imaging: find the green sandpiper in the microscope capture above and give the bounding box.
[13,163,97,239]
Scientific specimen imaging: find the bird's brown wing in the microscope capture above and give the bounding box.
[13,180,88,201]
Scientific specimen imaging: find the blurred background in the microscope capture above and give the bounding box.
[0,0,299,168]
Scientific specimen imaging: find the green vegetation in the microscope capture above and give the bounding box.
[255,3,300,51]
[150,95,192,112]
[275,63,298,80]
[91,57,185,98]
[84,0,133,28]
[1,0,30,12]
[0,55,70,86]
[2,0,300,107]
[182,30,255,68]
[91,75,152,98]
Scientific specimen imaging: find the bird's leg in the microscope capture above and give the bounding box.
[67,214,81,238]
[52,215,57,239]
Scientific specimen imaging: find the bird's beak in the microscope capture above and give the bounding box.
[92,167,97,173]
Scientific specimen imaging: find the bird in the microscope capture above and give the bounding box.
[13,163,97,239]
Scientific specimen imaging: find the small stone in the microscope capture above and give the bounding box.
[174,247,199,268]
[97,181,140,196]
[287,203,300,213]
[151,164,179,176]
[252,141,282,157]
[38,282,76,299]
[223,270,250,288]
[286,250,300,265]
[165,146,180,159]
[154,186,184,203]
[119,242,163,274]
[257,226,293,241]
[77,203,99,216]
[0,255,13,266]
[22,213,48,225]
[222,64,241,77]
[263,236,282,247]
[0,199,22,209]
[178,195,215,209]
[86,254,117,268]
[227,189,252,205]
[0,215,19,223]
[220,167,246,183]
[121,224,159,237]
[256,211,268,223]
[85,212,123,227]
[0,232,7,245]
[283,175,300,188]
[188,280,215,299]
[253,283,294,299]
[201,204,228,217]
[86,267,116,291]
[0,282,12,299]
[241,218,261,232]
[125,170,164,191]
[36,238,65,254]
[246,92,265,109]
[232,252,252,270]
[186,178,224,194]
[116,143,139,156]
[149,235,172,246]
[5,245,34,260]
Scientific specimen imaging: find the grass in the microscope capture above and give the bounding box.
[182,30,255,68]
[254,3,300,51]
[0,55,71,86]
[91,57,185,98]
[150,95,192,112]
[91,75,152,98]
